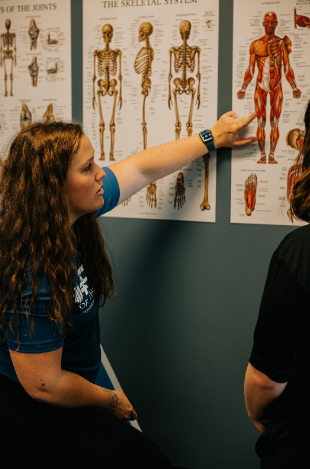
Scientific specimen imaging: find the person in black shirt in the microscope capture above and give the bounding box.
[244,100,310,468]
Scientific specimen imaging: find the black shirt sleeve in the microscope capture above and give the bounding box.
[249,251,310,383]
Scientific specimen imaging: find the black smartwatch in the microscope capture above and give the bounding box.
[199,129,216,152]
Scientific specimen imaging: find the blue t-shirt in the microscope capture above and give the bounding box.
[0,166,120,384]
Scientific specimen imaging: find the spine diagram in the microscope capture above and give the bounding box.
[0,19,16,97]
[28,19,40,50]
[294,8,310,29]
[28,56,39,86]
[92,24,122,162]
[244,173,257,216]
[20,103,32,128]
[237,12,301,164]
[174,172,186,209]
[134,22,156,208]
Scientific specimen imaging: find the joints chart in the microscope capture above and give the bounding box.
[0,1,71,161]
[231,0,310,226]
[83,0,219,223]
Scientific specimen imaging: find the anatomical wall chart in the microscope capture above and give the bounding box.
[0,0,71,156]
[231,0,310,226]
[83,0,219,222]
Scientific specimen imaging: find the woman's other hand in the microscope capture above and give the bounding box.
[104,389,138,421]
[210,111,257,149]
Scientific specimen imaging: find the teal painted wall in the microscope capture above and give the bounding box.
[72,1,297,467]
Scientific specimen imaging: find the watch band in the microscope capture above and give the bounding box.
[199,129,216,152]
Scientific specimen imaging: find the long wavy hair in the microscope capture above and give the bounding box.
[0,121,115,350]
[290,101,310,223]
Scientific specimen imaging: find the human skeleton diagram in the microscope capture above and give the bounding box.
[174,172,186,209]
[237,12,301,164]
[0,20,16,97]
[294,8,310,29]
[168,21,209,211]
[92,24,122,162]
[28,56,39,86]
[28,19,40,50]
[286,127,304,222]
[134,22,156,208]
[43,103,55,122]
[20,103,32,128]
[244,173,257,216]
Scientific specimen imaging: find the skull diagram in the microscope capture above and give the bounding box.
[179,20,191,40]
[138,22,153,42]
[102,24,113,44]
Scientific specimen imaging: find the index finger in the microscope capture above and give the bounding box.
[236,112,257,130]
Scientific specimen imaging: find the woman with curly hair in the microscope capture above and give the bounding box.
[244,99,310,469]
[0,112,255,466]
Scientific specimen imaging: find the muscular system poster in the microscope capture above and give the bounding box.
[0,0,71,154]
[83,0,219,222]
[231,0,310,226]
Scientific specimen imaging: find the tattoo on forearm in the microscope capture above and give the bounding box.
[103,389,119,414]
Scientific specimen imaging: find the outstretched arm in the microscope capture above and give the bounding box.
[108,111,257,204]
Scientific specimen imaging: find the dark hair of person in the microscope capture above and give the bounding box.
[0,121,115,350]
[290,101,310,223]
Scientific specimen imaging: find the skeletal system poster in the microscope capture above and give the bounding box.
[231,0,310,226]
[0,0,71,155]
[83,0,219,222]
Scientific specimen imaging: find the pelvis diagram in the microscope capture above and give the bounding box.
[92,20,210,212]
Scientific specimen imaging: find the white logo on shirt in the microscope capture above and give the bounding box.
[73,264,95,313]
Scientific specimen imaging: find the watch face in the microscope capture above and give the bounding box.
[201,130,212,142]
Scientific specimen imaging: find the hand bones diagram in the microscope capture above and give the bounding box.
[0,19,16,97]
[93,24,122,161]
[237,12,301,164]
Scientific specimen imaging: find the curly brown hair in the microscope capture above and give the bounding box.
[0,121,115,350]
[290,101,310,223]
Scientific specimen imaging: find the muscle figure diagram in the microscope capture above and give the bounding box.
[174,172,185,209]
[43,103,55,122]
[286,128,304,222]
[237,12,301,164]
[244,173,258,216]
[28,19,40,50]
[0,20,16,97]
[134,22,156,208]
[93,24,122,162]
[28,56,39,86]
[20,103,32,128]
[294,8,310,29]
